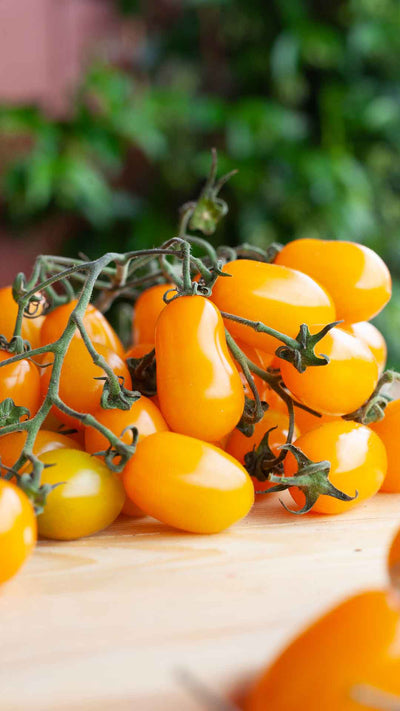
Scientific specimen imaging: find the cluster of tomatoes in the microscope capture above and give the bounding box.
[0,236,398,586]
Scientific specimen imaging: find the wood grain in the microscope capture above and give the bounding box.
[1,492,399,710]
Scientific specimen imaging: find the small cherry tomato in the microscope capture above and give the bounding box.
[280,327,378,416]
[0,429,83,469]
[0,479,37,584]
[211,259,336,354]
[40,299,124,358]
[36,449,124,540]
[125,343,154,360]
[284,420,387,514]
[156,295,245,441]
[40,340,132,430]
[123,431,254,533]
[0,286,44,349]
[132,284,173,345]
[0,350,41,416]
[275,238,391,323]
[370,399,400,493]
[246,591,400,711]
[344,321,387,375]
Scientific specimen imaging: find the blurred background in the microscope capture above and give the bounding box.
[0,0,399,364]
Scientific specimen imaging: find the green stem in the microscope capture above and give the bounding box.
[221,312,299,350]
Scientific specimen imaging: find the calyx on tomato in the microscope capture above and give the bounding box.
[0,398,30,427]
[343,369,400,425]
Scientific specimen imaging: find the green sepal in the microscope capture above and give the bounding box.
[126,349,157,397]
[189,196,228,236]
[18,471,58,516]
[343,370,400,425]
[99,377,141,411]
[275,321,341,373]
[235,397,268,437]
[0,398,30,427]
[102,428,138,472]
[244,427,283,482]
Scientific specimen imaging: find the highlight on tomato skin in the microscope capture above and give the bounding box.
[123,431,255,534]
[0,479,37,585]
[370,400,400,493]
[132,283,173,346]
[343,321,387,375]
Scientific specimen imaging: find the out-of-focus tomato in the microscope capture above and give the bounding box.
[40,299,124,358]
[40,340,132,430]
[0,286,44,349]
[280,327,378,416]
[123,431,254,533]
[132,284,173,345]
[36,449,124,540]
[284,420,387,514]
[370,399,400,493]
[246,591,400,711]
[0,429,82,469]
[211,260,336,354]
[0,479,37,584]
[344,321,387,375]
[0,350,41,417]
[388,526,400,593]
[156,295,244,441]
[275,238,391,323]
[125,343,154,360]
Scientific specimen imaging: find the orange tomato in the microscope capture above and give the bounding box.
[40,299,124,358]
[293,408,335,434]
[284,420,387,514]
[370,399,400,493]
[0,286,44,349]
[344,321,387,375]
[280,327,378,416]
[275,238,391,323]
[125,343,154,360]
[0,350,41,417]
[246,591,400,711]
[0,429,83,469]
[132,284,173,345]
[0,479,37,584]
[211,259,336,354]
[156,295,245,441]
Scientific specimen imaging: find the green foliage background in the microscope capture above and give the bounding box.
[0,0,399,363]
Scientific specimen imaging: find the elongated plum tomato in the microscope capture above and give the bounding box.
[280,327,378,416]
[344,321,387,375]
[40,340,132,430]
[246,591,400,711]
[35,449,124,540]
[156,296,244,441]
[275,238,391,323]
[0,350,41,416]
[0,286,44,349]
[40,299,124,358]
[123,432,254,533]
[0,480,36,584]
[284,421,387,514]
[210,260,336,354]
[371,399,400,493]
[132,283,173,345]
[0,429,82,469]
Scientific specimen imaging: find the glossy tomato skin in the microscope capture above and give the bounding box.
[280,327,378,416]
[344,321,387,375]
[284,421,387,514]
[40,340,132,430]
[156,296,245,442]
[40,299,124,358]
[0,286,44,349]
[275,238,391,323]
[246,591,400,711]
[371,399,400,492]
[0,429,82,469]
[0,350,41,416]
[132,284,173,345]
[123,431,254,533]
[210,260,336,355]
[37,449,124,540]
[0,480,37,584]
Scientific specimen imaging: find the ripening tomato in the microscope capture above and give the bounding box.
[0,429,82,469]
[36,449,124,540]
[246,591,400,711]
[210,260,336,355]
[40,299,124,358]
[226,409,298,493]
[156,296,245,441]
[132,284,173,345]
[0,350,41,416]
[40,340,132,430]
[275,239,391,323]
[280,327,378,416]
[370,399,400,493]
[0,286,44,349]
[123,431,254,533]
[284,421,387,514]
[344,321,387,375]
[125,343,154,360]
[0,479,37,584]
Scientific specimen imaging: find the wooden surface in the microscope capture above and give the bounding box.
[1,492,399,711]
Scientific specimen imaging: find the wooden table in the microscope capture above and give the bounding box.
[1,493,399,711]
